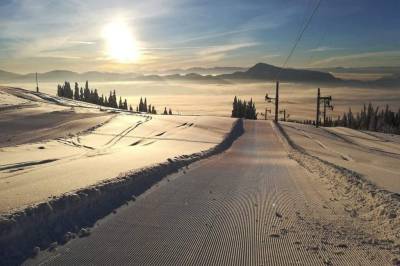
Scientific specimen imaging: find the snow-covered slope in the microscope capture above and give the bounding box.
[0,87,238,214]
[279,122,400,193]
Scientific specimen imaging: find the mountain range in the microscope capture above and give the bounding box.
[158,66,247,75]
[0,63,399,87]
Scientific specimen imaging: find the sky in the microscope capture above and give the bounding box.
[0,0,399,73]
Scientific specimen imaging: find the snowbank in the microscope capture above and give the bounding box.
[278,123,400,193]
[273,122,400,248]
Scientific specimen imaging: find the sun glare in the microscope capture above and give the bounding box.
[102,20,140,63]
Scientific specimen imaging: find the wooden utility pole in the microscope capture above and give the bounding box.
[323,99,327,126]
[316,88,320,127]
[275,81,279,123]
[35,72,39,92]
[265,80,279,122]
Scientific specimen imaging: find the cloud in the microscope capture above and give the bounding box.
[198,42,259,56]
[141,42,259,53]
[198,53,227,63]
[176,26,273,44]
[140,46,227,51]
[173,13,288,43]
[307,46,344,52]
[262,53,280,59]
[137,42,259,66]
[69,41,96,45]
[37,55,82,60]
[2,1,397,73]
[136,42,259,70]
[311,50,400,66]
[0,0,174,55]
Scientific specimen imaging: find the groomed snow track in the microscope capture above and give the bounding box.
[25,121,395,266]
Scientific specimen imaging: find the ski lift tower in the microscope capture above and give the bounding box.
[316,88,333,127]
[265,81,279,122]
[279,109,288,121]
[264,108,271,120]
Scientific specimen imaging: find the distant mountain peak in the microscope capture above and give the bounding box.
[251,62,276,68]
[218,62,340,83]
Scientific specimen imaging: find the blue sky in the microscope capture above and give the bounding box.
[0,0,399,73]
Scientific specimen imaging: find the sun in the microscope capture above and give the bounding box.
[102,20,140,63]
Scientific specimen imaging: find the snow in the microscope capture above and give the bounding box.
[0,88,30,107]
[275,121,400,246]
[0,87,237,214]
[2,84,399,263]
[279,122,400,193]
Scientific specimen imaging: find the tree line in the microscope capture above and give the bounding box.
[163,107,173,115]
[331,103,400,134]
[56,81,174,115]
[137,97,157,114]
[57,81,131,110]
[136,98,174,115]
[293,103,400,134]
[231,96,257,120]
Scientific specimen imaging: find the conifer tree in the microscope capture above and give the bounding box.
[119,97,123,109]
[238,99,243,117]
[57,82,164,116]
[63,81,73,99]
[231,96,257,120]
[139,98,144,112]
[89,89,93,103]
[232,96,238,117]
[108,92,111,107]
[112,90,117,107]
[246,98,252,118]
[74,82,80,100]
[57,85,62,97]
[252,102,257,119]
[334,103,400,134]
[80,87,84,100]
[94,89,99,104]
[84,84,90,102]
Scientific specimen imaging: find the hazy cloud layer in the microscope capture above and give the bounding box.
[0,0,399,73]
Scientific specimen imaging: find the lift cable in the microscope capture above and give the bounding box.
[275,0,323,81]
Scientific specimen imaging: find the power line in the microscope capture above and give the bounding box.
[275,0,323,81]
[299,0,313,36]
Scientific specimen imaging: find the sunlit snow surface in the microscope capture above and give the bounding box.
[0,87,234,214]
